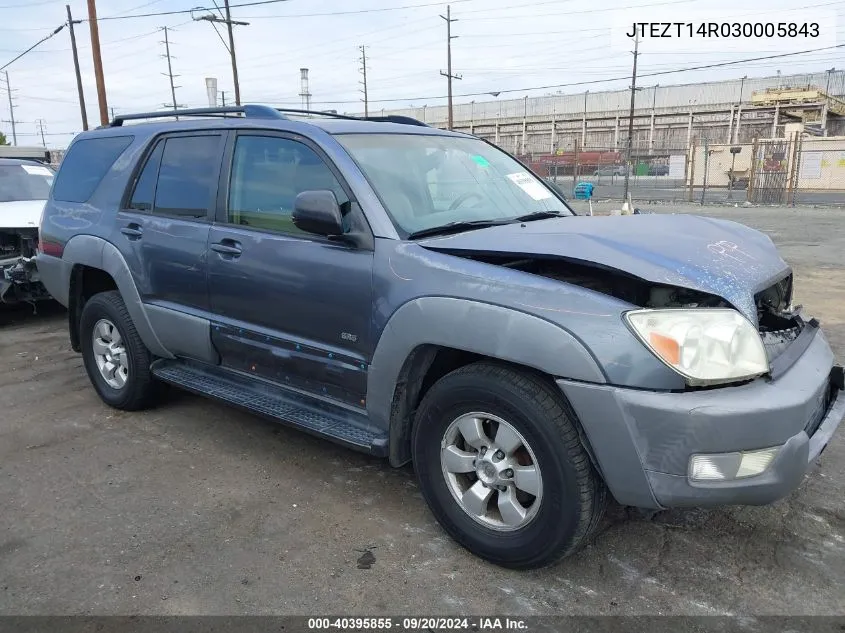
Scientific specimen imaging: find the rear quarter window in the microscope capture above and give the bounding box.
[51,135,134,203]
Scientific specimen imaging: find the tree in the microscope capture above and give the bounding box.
[0,131,8,145]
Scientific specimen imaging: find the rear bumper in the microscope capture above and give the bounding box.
[558,327,844,509]
[33,252,71,306]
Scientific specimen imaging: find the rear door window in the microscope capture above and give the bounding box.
[151,135,223,218]
[126,141,164,211]
[51,135,133,203]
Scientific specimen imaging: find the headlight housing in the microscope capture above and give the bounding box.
[625,308,769,386]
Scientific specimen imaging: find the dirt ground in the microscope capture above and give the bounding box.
[1,205,844,616]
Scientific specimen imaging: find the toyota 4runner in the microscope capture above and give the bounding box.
[37,105,845,569]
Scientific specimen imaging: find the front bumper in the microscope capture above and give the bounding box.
[0,256,50,303]
[558,326,845,509]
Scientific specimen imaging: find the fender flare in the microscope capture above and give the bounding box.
[366,296,607,434]
[63,234,174,359]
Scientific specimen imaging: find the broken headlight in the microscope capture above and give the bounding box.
[625,308,768,386]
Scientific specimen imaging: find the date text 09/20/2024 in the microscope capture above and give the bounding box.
[307,617,528,631]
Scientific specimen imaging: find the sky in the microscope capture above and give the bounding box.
[1,0,843,148]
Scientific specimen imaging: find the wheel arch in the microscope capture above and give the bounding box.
[366,297,607,466]
[63,235,173,359]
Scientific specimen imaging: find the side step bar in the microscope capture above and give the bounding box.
[151,359,388,457]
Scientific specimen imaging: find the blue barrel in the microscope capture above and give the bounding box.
[573,182,594,200]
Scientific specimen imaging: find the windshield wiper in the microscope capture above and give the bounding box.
[510,211,565,223]
[407,219,509,240]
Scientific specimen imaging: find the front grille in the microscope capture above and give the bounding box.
[760,323,802,362]
[756,274,802,363]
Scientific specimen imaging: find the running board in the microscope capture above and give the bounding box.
[151,359,388,456]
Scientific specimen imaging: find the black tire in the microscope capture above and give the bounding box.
[411,361,607,569]
[79,290,156,411]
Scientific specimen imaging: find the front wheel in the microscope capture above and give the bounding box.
[411,362,606,569]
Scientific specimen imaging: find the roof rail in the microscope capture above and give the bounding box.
[361,115,429,127]
[109,104,286,127]
[272,108,429,127]
[107,104,429,128]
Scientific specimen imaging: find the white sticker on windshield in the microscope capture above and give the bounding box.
[22,165,53,177]
[507,172,552,201]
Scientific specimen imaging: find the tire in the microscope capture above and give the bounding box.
[411,361,607,569]
[79,290,156,411]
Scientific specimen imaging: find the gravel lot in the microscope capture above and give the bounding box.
[1,205,844,616]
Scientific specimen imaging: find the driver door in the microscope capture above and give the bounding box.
[207,131,375,408]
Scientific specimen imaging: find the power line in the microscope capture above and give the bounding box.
[255,43,845,106]
[0,23,66,71]
[429,43,845,101]
[241,0,477,19]
[95,0,297,21]
[0,0,58,8]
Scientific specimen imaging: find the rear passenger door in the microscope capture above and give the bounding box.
[116,131,225,314]
[207,131,375,408]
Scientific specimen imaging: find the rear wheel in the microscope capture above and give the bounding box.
[80,290,156,411]
[412,362,606,569]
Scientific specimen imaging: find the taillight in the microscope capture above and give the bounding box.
[38,239,64,258]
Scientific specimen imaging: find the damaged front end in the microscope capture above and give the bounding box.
[0,228,50,305]
[446,252,807,375]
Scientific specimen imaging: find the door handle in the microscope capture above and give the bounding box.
[120,224,143,239]
[211,240,243,257]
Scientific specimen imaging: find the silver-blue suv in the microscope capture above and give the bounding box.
[37,105,844,568]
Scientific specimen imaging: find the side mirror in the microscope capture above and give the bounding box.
[292,190,343,236]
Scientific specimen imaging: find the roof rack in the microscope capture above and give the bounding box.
[108,104,429,128]
[108,105,285,127]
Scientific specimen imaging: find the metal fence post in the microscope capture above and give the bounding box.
[787,133,802,207]
[747,137,759,203]
[572,137,580,191]
[700,138,710,205]
[687,138,697,202]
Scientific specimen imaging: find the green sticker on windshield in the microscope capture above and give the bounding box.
[471,155,490,167]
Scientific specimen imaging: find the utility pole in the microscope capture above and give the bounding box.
[224,0,241,105]
[221,91,226,106]
[36,119,46,147]
[193,3,248,106]
[2,71,17,144]
[87,0,109,126]
[66,5,88,131]
[359,45,369,117]
[622,31,639,204]
[439,5,461,130]
[161,27,181,114]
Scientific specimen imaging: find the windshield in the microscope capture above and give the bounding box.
[337,133,572,236]
[0,163,55,202]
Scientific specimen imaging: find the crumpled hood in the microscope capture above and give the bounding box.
[0,199,45,230]
[418,214,790,323]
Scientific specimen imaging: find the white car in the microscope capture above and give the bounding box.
[0,158,54,304]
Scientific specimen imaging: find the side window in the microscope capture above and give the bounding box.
[153,135,222,218]
[127,140,164,211]
[227,135,348,234]
[52,135,133,203]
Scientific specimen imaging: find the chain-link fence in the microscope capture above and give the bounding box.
[520,146,690,204]
[687,137,845,207]
[519,137,845,207]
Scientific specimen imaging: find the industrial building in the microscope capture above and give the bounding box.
[378,70,845,157]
